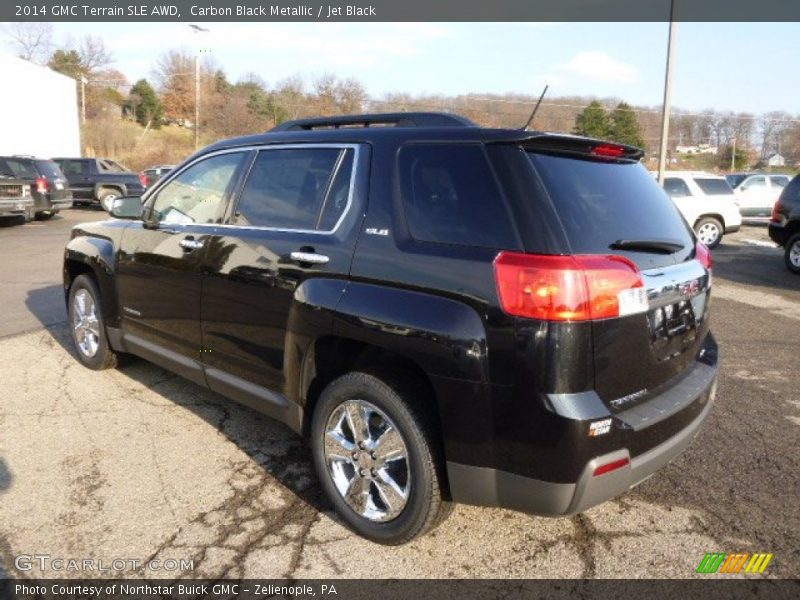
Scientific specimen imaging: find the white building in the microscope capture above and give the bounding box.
[0,53,80,157]
[766,153,786,168]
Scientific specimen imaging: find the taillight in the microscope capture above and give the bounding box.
[695,241,712,270]
[770,201,781,223]
[592,143,625,158]
[593,457,630,477]
[493,252,648,322]
[139,172,147,187]
[35,176,48,194]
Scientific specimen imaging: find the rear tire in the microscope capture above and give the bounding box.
[694,217,723,248]
[68,274,119,370]
[785,233,800,274]
[35,211,54,220]
[310,369,447,545]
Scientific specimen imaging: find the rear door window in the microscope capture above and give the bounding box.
[770,175,790,188]
[234,146,355,231]
[527,153,693,255]
[399,144,519,248]
[693,178,733,195]
[59,160,88,176]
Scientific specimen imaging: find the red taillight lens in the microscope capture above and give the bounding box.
[592,143,625,158]
[695,241,712,270]
[593,457,630,477]
[493,252,647,322]
[139,172,147,187]
[770,201,781,223]
[35,177,48,194]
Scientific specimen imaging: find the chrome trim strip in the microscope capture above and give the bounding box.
[641,260,709,310]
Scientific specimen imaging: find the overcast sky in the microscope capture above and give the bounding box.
[10,21,800,115]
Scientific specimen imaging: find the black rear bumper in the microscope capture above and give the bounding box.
[446,334,718,515]
[768,222,788,247]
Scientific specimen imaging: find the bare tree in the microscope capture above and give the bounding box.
[3,22,53,64]
[78,35,113,74]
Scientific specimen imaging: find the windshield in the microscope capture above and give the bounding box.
[527,152,693,255]
[694,178,734,195]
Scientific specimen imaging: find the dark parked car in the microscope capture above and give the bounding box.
[53,157,146,212]
[0,156,73,220]
[768,173,800,273]
[0,174,33,224]
[63,112,718,544]
[142,164,175,188]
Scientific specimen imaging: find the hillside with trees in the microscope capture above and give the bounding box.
[3,23,799,172]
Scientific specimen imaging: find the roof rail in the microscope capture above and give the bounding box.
[270,112,475,132]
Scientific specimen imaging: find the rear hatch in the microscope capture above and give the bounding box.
[514,140,711,411]
[35,159,72,200]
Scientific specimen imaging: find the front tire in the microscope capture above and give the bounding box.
[310,370,447,544]
[98,189,120,213]
[68,274,118,370]
[785,233,800,274]
[695,217,723,248]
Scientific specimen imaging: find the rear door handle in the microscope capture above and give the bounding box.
[290,251,329,265]
[179,237,204,251]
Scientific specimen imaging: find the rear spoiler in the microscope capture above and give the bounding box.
[498,132,644,161]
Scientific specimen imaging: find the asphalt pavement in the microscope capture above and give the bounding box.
[0,209,797,579]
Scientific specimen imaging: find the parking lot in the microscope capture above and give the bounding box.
[0,208,798,579]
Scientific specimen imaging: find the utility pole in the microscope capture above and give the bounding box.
[731,137,736,172]
[657,0,677,185]
[80,75,88,124]
[189,24,210,150]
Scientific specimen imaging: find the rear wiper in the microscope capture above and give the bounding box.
[610,239,685,253]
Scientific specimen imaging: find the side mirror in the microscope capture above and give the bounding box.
[109,196,143,220]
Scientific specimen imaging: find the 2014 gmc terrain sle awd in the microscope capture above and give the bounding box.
[63,112,718,544]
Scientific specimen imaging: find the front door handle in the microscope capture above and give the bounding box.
[179,237,204,252]
[290,251,329,265]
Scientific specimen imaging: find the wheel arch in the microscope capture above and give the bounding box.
[63,236,120,327]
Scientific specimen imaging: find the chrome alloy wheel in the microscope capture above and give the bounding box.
[323,399,411,522]
[72,289,100,358]
[696,222,720,246]
[790,239,800,268]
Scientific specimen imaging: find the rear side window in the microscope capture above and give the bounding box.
[528,153,693,254]
[399,144,518,248]
[235,147,355,231]
[663,177,692,197]
[743,176,767,189]
[693,178,733,195]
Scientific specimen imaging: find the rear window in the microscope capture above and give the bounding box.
[98,160,127,173]
[0,158,37,179]
[693,178,733,195]
[399,144,518,248]
[771,175,790,188]
[527,153,692,254]
[34,160,64,179]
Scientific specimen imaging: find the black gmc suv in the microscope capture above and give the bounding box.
[0,156,73,220]
[768,173,800,273]
[63,113,718,544]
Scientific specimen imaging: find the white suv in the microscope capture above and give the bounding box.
[660,171,742,248]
